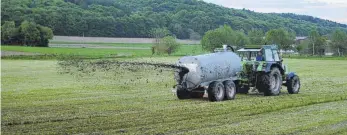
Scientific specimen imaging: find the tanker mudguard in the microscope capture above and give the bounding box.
[286,72,296,80]
[264,63,283,73]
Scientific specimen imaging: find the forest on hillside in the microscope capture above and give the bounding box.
[2,0,347,39]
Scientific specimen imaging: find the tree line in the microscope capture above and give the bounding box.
[2,0,347,40]
[1,21,53,47]
[201,25,347,56]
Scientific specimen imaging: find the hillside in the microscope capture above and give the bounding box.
[2,0,347,39]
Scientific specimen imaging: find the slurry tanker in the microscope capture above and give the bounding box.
[173,45,300,102]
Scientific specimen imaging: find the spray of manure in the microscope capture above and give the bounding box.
[57,58,187,78]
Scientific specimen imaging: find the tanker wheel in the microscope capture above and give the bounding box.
[223,80,236,100]
[176,89,191,99]
[287,75,300,94]
[258,67,282,96]
[207,81,225,102]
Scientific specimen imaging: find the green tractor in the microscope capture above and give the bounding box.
[235,45,301,96]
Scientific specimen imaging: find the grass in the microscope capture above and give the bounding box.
[2,58,347,134]
[1,46,150,57]
[282,55,347,60]
[50,42,155,48]
[1,45,206,58]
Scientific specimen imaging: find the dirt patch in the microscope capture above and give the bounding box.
[1,51,40,56]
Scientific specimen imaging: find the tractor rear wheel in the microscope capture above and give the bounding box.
[208,81,225,102]
[287,75,300,94]
[223,80,236,100]
[258,67,282,96]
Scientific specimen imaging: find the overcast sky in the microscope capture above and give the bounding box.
[203,0,347,24]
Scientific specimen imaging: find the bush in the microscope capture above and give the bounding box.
[1,21,53,47]
[201,25,249,52]
[152,36,181,55]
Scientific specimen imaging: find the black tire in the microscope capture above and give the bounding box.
[258,67,282,96]
[207,81,225,102]
[176,89,191,99]
[256,74,264,92]
[223,80,236,100]
[287,75,300,94]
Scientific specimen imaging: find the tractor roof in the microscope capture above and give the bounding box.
[237,45,261,52]
[237,44,278,52]
[237,48,261,52]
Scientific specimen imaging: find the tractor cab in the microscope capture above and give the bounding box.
[235,45,289,93]
[237,47,262,61]
[236,45,282,62]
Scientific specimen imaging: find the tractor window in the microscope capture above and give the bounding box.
[251,52,258,61]
[264,49,274,61]
[237,52,247,61]
[273,50,280,61]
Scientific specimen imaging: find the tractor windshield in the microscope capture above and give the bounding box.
[237,50,261,61]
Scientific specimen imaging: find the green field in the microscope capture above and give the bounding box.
[50,42,155,47]
[2,57,347,134]
[2,45,206,57]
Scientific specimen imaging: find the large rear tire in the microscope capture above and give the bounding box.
[258,67,282,96]
[223,80,236,100]
[207,81,225,102]
[287,75,300,94]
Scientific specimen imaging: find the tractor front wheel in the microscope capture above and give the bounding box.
[287,75,300,94]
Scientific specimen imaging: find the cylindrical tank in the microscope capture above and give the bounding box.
[176,51,242,89]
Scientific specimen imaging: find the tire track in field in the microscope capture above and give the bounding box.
[171,99,347,135]
[1,51,41,56]
[105,97,347,134]
[288,120,347,135]
[3,93,346,135]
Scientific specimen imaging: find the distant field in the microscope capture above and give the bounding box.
[1,45,206,58]
[51,36,201,44]
[1,46,150,57]
[49,42,153,48]
[2,58,347,134]
[283,55,347,60]
[48,43,151,50]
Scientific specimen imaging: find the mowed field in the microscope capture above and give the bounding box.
[2,44,206,57]
[2,56,347,134]
[51,36,201,45]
